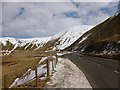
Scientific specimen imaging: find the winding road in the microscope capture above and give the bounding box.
[64,52,119,88]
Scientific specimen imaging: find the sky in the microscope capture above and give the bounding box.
[1,0,119,38]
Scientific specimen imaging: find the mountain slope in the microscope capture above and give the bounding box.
[50,25,94,50]
[0,37,51,55]
[73,12,120,58]
[0,25,93,55]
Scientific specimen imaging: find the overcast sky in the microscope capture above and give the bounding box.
[1,0,118,38]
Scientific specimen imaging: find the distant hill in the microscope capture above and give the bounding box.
[0,25,93,55]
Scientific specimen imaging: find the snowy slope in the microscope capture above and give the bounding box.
[0,37,51,55]
[0,37,19,46]
[19,37,51,50]
[0,37,51,47]
[52,25,94,50]
[0,25,94,54]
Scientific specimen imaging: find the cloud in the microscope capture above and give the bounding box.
[64,11,80,18]
[2,2,118,38]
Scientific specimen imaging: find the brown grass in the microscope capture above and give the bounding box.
[2,50,58,88]
[2,51,40,88]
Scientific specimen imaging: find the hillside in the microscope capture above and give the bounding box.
[0,25,93,55]
[45,25,94,51]
[0,37,51,55]
[72,12,120,58]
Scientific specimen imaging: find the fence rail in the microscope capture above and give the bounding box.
[3,52,58,88]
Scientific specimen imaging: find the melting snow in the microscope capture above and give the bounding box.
[9,56,92,88]
[46,58,92,88]
[38,57,48,64]
[9,64,47,88]
[9,56,56,88]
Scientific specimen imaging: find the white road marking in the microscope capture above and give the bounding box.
[114,70,120,74]
[90,61,101,66]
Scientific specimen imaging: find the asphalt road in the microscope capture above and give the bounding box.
[64,52,119,88]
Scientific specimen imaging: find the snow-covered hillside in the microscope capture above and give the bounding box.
[0,37,51,55]
[0,25,94,55]
[0,37,51,47]
[52,25,94,50]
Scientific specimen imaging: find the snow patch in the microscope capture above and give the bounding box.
[38,57,48,64]
[46,58,92,88]
[9,64,47,88]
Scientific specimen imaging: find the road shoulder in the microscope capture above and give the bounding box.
[46,58,92,88]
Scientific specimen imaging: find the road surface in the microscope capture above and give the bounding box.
[64,52,119,88]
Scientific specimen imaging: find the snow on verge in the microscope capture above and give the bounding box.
[9,56,56,88]
[9,64,47,88]
[46,58,92,88]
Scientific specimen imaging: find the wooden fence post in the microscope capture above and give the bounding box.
[47,58,50,77]
[35,66,38,87]
[52,59,54,71]
[55,53,58,66]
